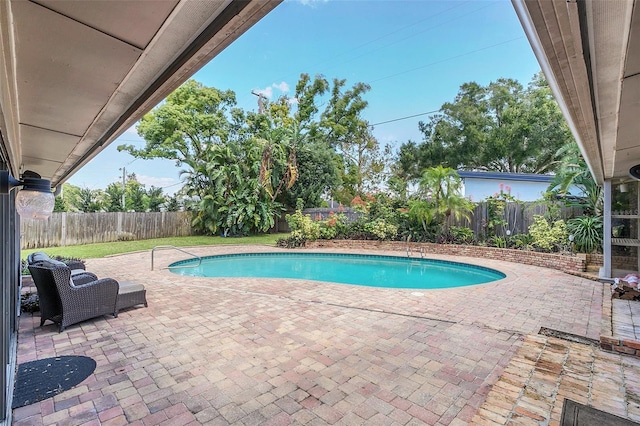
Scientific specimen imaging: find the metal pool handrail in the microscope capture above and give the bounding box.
[151,245,202,270]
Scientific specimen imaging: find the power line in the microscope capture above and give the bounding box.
[371,109,441,127]
[368,36,524,84]
[323,2,494,75]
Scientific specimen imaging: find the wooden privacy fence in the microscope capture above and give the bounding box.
[302,202,583,236]
[21,211,193,249]
[452,202,583,237]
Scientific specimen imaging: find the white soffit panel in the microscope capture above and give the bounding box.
[615,74,640,173]
[20,124,80,163]
[33,0,179,49]
[13,1,142,136]
[21,156,63,178]
[588,0,632,179]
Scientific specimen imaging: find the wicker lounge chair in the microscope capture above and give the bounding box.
[27,252,87,276]
[28,264,119,332]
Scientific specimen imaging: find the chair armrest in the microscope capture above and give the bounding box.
[71,272,99,286]
[65,260,86,270]
[69,278,119,301]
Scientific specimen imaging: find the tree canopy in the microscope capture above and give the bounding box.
[394,73,573,181]
[119,75,383,235]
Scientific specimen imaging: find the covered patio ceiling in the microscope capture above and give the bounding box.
[0,0,281,188]
[513,0,640,185]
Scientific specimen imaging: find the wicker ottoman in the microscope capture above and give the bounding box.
[117,282,147,311]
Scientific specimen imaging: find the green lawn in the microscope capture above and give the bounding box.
[21,234,287,260]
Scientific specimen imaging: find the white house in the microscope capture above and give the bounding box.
[457,171,553,202]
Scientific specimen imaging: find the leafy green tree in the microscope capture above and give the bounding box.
[120,80,240,164]
[53,195,67,212]
[125,174,147,212]
[77,187,102,212]
[165,194,182,212]
[146,186,165,212]
[103,182,124,212]
[60,183,83,212]
[394,73,572,180]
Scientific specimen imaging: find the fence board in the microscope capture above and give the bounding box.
[21,211,193,249]
[301,202,583,237]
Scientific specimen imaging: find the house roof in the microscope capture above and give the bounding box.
[512,0,640,185]
[0,0,281,187]
[457,171,553,183]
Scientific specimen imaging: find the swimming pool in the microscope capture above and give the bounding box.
[169,252,505,289]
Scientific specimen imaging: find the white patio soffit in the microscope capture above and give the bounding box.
[0,0,281,187]
[513,0,640,185]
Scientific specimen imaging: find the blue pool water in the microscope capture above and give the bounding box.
[168,253,505,289]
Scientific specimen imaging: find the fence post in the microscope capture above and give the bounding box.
[61,212,67,247]
[117,212,122,236]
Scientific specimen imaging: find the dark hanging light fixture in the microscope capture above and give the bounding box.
[630,164,640,181]
[0,170,54,219]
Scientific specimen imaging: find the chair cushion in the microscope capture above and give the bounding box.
[28,252,51,264]
[118,282,145,295]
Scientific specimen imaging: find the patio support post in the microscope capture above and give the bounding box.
[603,179,612,278]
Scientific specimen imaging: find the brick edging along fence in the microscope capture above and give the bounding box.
[305,239,587,274]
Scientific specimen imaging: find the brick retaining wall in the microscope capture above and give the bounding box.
[305,240,587,273]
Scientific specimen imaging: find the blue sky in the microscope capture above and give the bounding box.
[68,0,541,194]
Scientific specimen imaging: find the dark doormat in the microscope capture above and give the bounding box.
[561,399,639,425]
[12,356,96,409]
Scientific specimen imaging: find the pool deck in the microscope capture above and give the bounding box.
[11,245,640,425]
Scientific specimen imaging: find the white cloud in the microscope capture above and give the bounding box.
[272,81,289,93]
[254,86,274,99]
[294,0,328,6]
[288,97,299,105]
[254,81,290,100]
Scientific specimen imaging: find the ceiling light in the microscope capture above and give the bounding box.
[620,183,629,193]
[1,170,55,219]
[630,165,640,180]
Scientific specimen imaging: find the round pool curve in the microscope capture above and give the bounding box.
[168,252,505,290]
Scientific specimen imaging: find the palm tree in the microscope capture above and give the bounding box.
[548,143,602,216]
[418,166,474,232]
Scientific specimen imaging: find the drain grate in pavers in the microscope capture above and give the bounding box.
[561,399,640,425]
[538,327,600,346]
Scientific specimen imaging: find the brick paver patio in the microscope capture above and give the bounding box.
[11,246,638,425]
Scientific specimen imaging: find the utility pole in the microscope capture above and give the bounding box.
[251,90,266,114]
[119,167,126,211]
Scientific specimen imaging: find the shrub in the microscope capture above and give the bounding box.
[20,292,39,313]
[488,235,507,248]
[509,233,534,250]
[364,219,398,240]
[318,212,349,240]
[567,215,603,253]
[285,209,320,245]
[528,215,568,252]
[448,226,476,244]
[117,232,136,241]
[276,234,306,248]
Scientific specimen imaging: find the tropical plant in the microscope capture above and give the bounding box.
[567,216,603,253]
[363,219,398,240]
[283,208,320,245]
[528,215,568,252]
[547,142,603,216]
[447,226,476,244]
[417,166,474,234]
